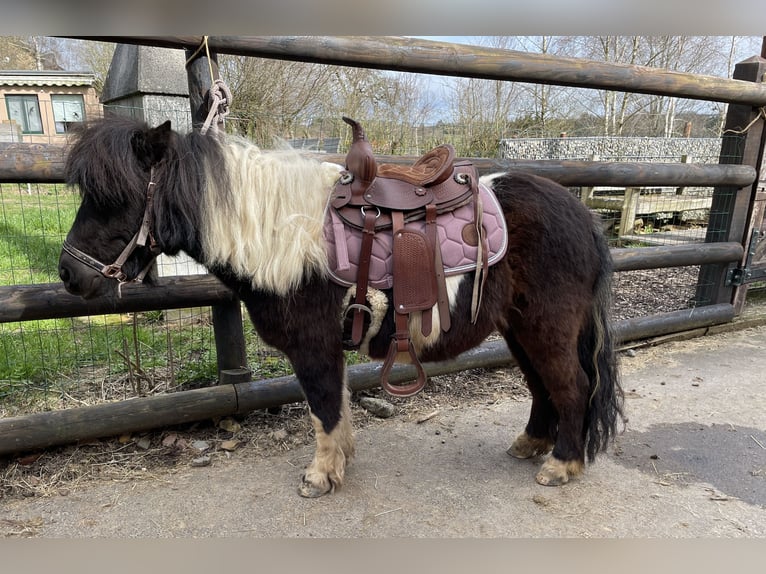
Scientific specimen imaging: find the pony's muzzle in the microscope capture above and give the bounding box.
[58,250,105,299]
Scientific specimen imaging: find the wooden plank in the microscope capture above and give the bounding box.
[587,197,625,209]
[0,242,742,325]
[0,142,67,183]
[619,228,709,246]
[635,196,712,214]
[0,385,238,455]
[618,187,641,237]
[611,242,743,271]
[69,36,766,107]
[0,275,234,323]
[589,195,712,213]
[2,143,756,188]
[612,303,735,342]
[212,300,249,373]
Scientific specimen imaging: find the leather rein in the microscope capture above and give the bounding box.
[62,167,160,296]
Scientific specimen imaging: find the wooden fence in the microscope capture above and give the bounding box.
[0,36,764,455]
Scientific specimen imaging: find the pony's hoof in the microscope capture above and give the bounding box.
[535,468,569,486]
[535,458,583,486]
[298,473,334,498]
[507,432,553,459]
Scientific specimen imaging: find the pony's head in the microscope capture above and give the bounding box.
[58,118,175,299]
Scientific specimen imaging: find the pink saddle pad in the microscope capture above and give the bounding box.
[325,183,508,289]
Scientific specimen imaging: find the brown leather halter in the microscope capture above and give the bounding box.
[62,167,160,295]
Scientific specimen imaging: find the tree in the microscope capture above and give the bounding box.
[219,55,337,144]
[67,40,115,94]
[0,36,61,70]
[445,37,521,155]
[219,55,438,153]
[577,36,762,137]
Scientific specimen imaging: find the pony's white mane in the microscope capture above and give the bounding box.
[201,136,341,294]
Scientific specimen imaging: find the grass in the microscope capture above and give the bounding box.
[0,184,77,285]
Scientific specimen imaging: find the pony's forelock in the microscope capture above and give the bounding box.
[65,117,151,209]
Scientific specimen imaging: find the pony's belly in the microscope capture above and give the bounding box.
[358,274,496,364]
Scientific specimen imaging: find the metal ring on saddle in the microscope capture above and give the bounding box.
[343,303,373,320]
[360,206,381,219]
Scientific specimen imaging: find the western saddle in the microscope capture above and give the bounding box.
[330,117,489,397]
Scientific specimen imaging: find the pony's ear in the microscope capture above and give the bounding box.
[131,120,173,168]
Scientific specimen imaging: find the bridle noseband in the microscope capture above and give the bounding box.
[62,167,161,296]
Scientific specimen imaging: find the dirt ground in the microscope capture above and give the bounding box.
[1,317,765,538]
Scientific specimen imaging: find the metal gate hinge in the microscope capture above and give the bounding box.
[726,229,761,286]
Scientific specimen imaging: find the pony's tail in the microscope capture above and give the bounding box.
[580,223,625,461]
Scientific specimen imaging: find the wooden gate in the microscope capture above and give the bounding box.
[696,53,766,313]
[730,189,766,303]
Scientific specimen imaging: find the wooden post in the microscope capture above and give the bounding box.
[676,154,690,195]
[580,153,599,207]
[185,41,251,379]
[618,187,641,237]
[212,300,250,382]
[185,41,220,131]
[695,55,766,310]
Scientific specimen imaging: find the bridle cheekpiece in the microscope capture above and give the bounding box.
[62,167,161,297]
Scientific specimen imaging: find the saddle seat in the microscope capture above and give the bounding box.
[329,117,498,397]
[332,118,467,215]
[376,144,455,187]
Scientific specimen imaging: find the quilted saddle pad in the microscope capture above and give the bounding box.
[325,182,508,289]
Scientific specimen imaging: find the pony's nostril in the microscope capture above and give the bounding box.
[59,266,71,283]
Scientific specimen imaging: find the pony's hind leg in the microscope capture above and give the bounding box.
[532,356,589,486]
[291,354,355,498]
[503,331,556,459]
[504,329,588,486]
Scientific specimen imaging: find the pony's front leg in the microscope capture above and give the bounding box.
[292,355,355,498]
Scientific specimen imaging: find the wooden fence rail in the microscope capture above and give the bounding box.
[70,36,766,107]
[1,143,757,186]
[0,243,745,323]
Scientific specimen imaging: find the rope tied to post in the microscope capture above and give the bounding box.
[200,79,233,135]
[185,36,234,135]
[722,106,766,136]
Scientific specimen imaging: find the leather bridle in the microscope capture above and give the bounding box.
[62,167,160,295]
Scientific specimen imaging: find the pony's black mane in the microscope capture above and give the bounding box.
[66,116,230,257]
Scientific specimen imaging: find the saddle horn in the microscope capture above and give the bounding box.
[342,116,377,187]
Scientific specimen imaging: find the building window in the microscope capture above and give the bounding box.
[5,95,43,134]
[51,94,86,134]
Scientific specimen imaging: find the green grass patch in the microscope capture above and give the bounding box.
[0,184,80,285]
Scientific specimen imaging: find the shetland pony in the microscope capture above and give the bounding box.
[59,117,623,497]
